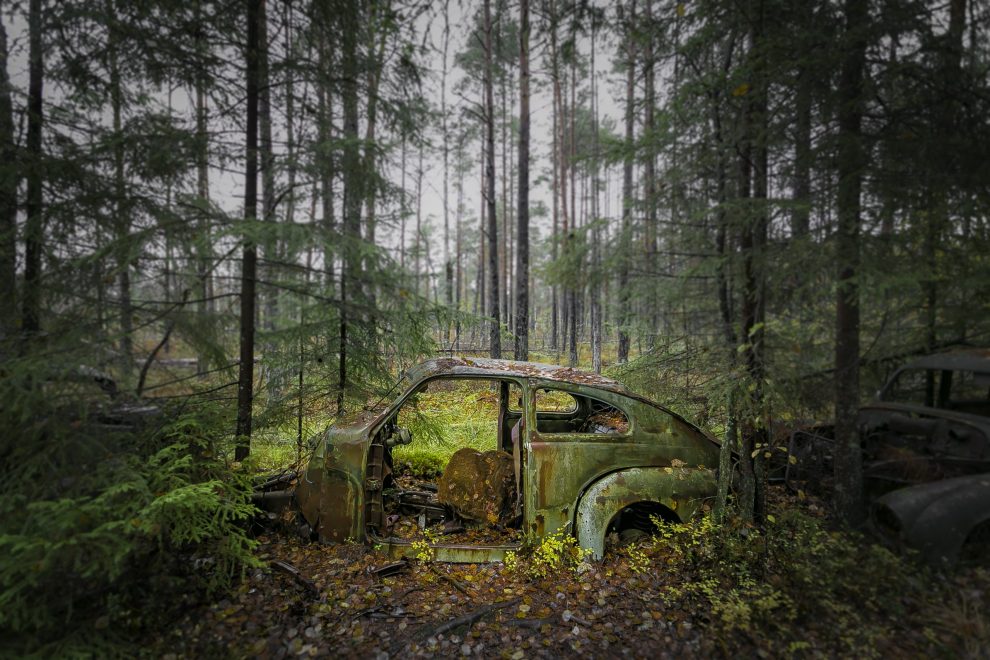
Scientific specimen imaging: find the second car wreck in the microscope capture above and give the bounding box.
[785,350,990,566]
[290,358,721,562]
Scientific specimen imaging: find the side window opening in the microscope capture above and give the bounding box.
[533,387,630,435]
[584,398,631,434]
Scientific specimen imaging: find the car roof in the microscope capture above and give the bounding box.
[900,349,990,374]
[403,357,633,395]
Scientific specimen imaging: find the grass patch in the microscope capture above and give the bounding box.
[392,380,500,478]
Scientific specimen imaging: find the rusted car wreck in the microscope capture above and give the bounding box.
[787,350,990,565]
[291,358,720,562]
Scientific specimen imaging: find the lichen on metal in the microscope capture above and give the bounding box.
[291,358,722,562]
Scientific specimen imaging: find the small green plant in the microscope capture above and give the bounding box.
[626,543,650,574]
[506,529,592,581]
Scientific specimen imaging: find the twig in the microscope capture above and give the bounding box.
[391,598,521,654]
[506,616,556,629]
[421,597,521,638]
[270,560,319,597]
[428,564,472,599]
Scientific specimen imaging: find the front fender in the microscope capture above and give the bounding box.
[575,467,716,560]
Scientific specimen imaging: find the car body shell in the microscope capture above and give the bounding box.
[872,473,990,566]
[294,357,720,561]
[857,351,990,564]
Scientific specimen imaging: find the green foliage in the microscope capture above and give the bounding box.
[0,361,260,656]
[504,529,592,581]
[391,381,500,477]
[645,511,925,656]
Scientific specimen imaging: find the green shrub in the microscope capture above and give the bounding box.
[0,367,260,656]
[647,511,924,656]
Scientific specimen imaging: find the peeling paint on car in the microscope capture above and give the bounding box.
[291,358,722,561]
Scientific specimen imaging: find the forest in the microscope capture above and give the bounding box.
[1,0,989,656]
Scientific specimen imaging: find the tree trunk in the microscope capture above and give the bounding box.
[236,0,263,459]
[259,0,276,334]
[833,0,868,524]
[106,1,134,374]
[194,6,212,376]
[442,0,453,326]
[484,0,501,358]
[21,0,43,340]
[590,23,602,374]
[643,0,657,344]
[0,17,16,338]
[317,33,335,291]
[339,0,363,414]
[513,0,530,361]
[617,0,636,364]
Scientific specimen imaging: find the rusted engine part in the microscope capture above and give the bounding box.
[437,448,517,525]
[383,481,448,532]
[252,469,309,536]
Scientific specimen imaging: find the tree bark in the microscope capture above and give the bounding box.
[643,0,657,344]
[484,0,501,358]
[617,0,636,364]
[106,0,135,374]
[833,0,868,524]
[194,1,212,376]
[442,0,453,326]
[0,16,16,338]
[339,0,363,414]
[236,0,263,459]
[513,0,530,361]
[21,0,43,340]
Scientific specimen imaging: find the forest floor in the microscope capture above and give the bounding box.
[150,486,990,659]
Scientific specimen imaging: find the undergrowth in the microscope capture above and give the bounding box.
[631,510,945,657]
[391,382,499,477]
[0,359,260,657]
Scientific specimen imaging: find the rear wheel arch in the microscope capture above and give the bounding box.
[574,467,715,560]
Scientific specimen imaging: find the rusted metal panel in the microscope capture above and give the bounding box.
[296,358,722,560]
[377,538,521,563]
[522,378,718,540]
[574,467,716,559]
[872,473,990,565]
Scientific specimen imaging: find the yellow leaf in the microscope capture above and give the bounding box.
[732,83,750,97]
[788,455,798,465]
[676,3,686,17]
[766,514,776,523]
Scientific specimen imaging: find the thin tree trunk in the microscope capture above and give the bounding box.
[21,0,43,340]
[317,34,335,290]
[833,0,868,524]
[259,0,276,336]
[484,0,501,358]
[415,141,424,296]
[514,0,530,361]
[550,62,559,352]
[442,0,453,324]
[400,133,407,269]
[590,22,602,373]
[236,0,263,459]
[194,20,212,375]
[617,0,636,364]
[0,16,16,337]
[339,0,363,414]
[499,7,509,332]
[643,0,657,344]
[107,1,135,373]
